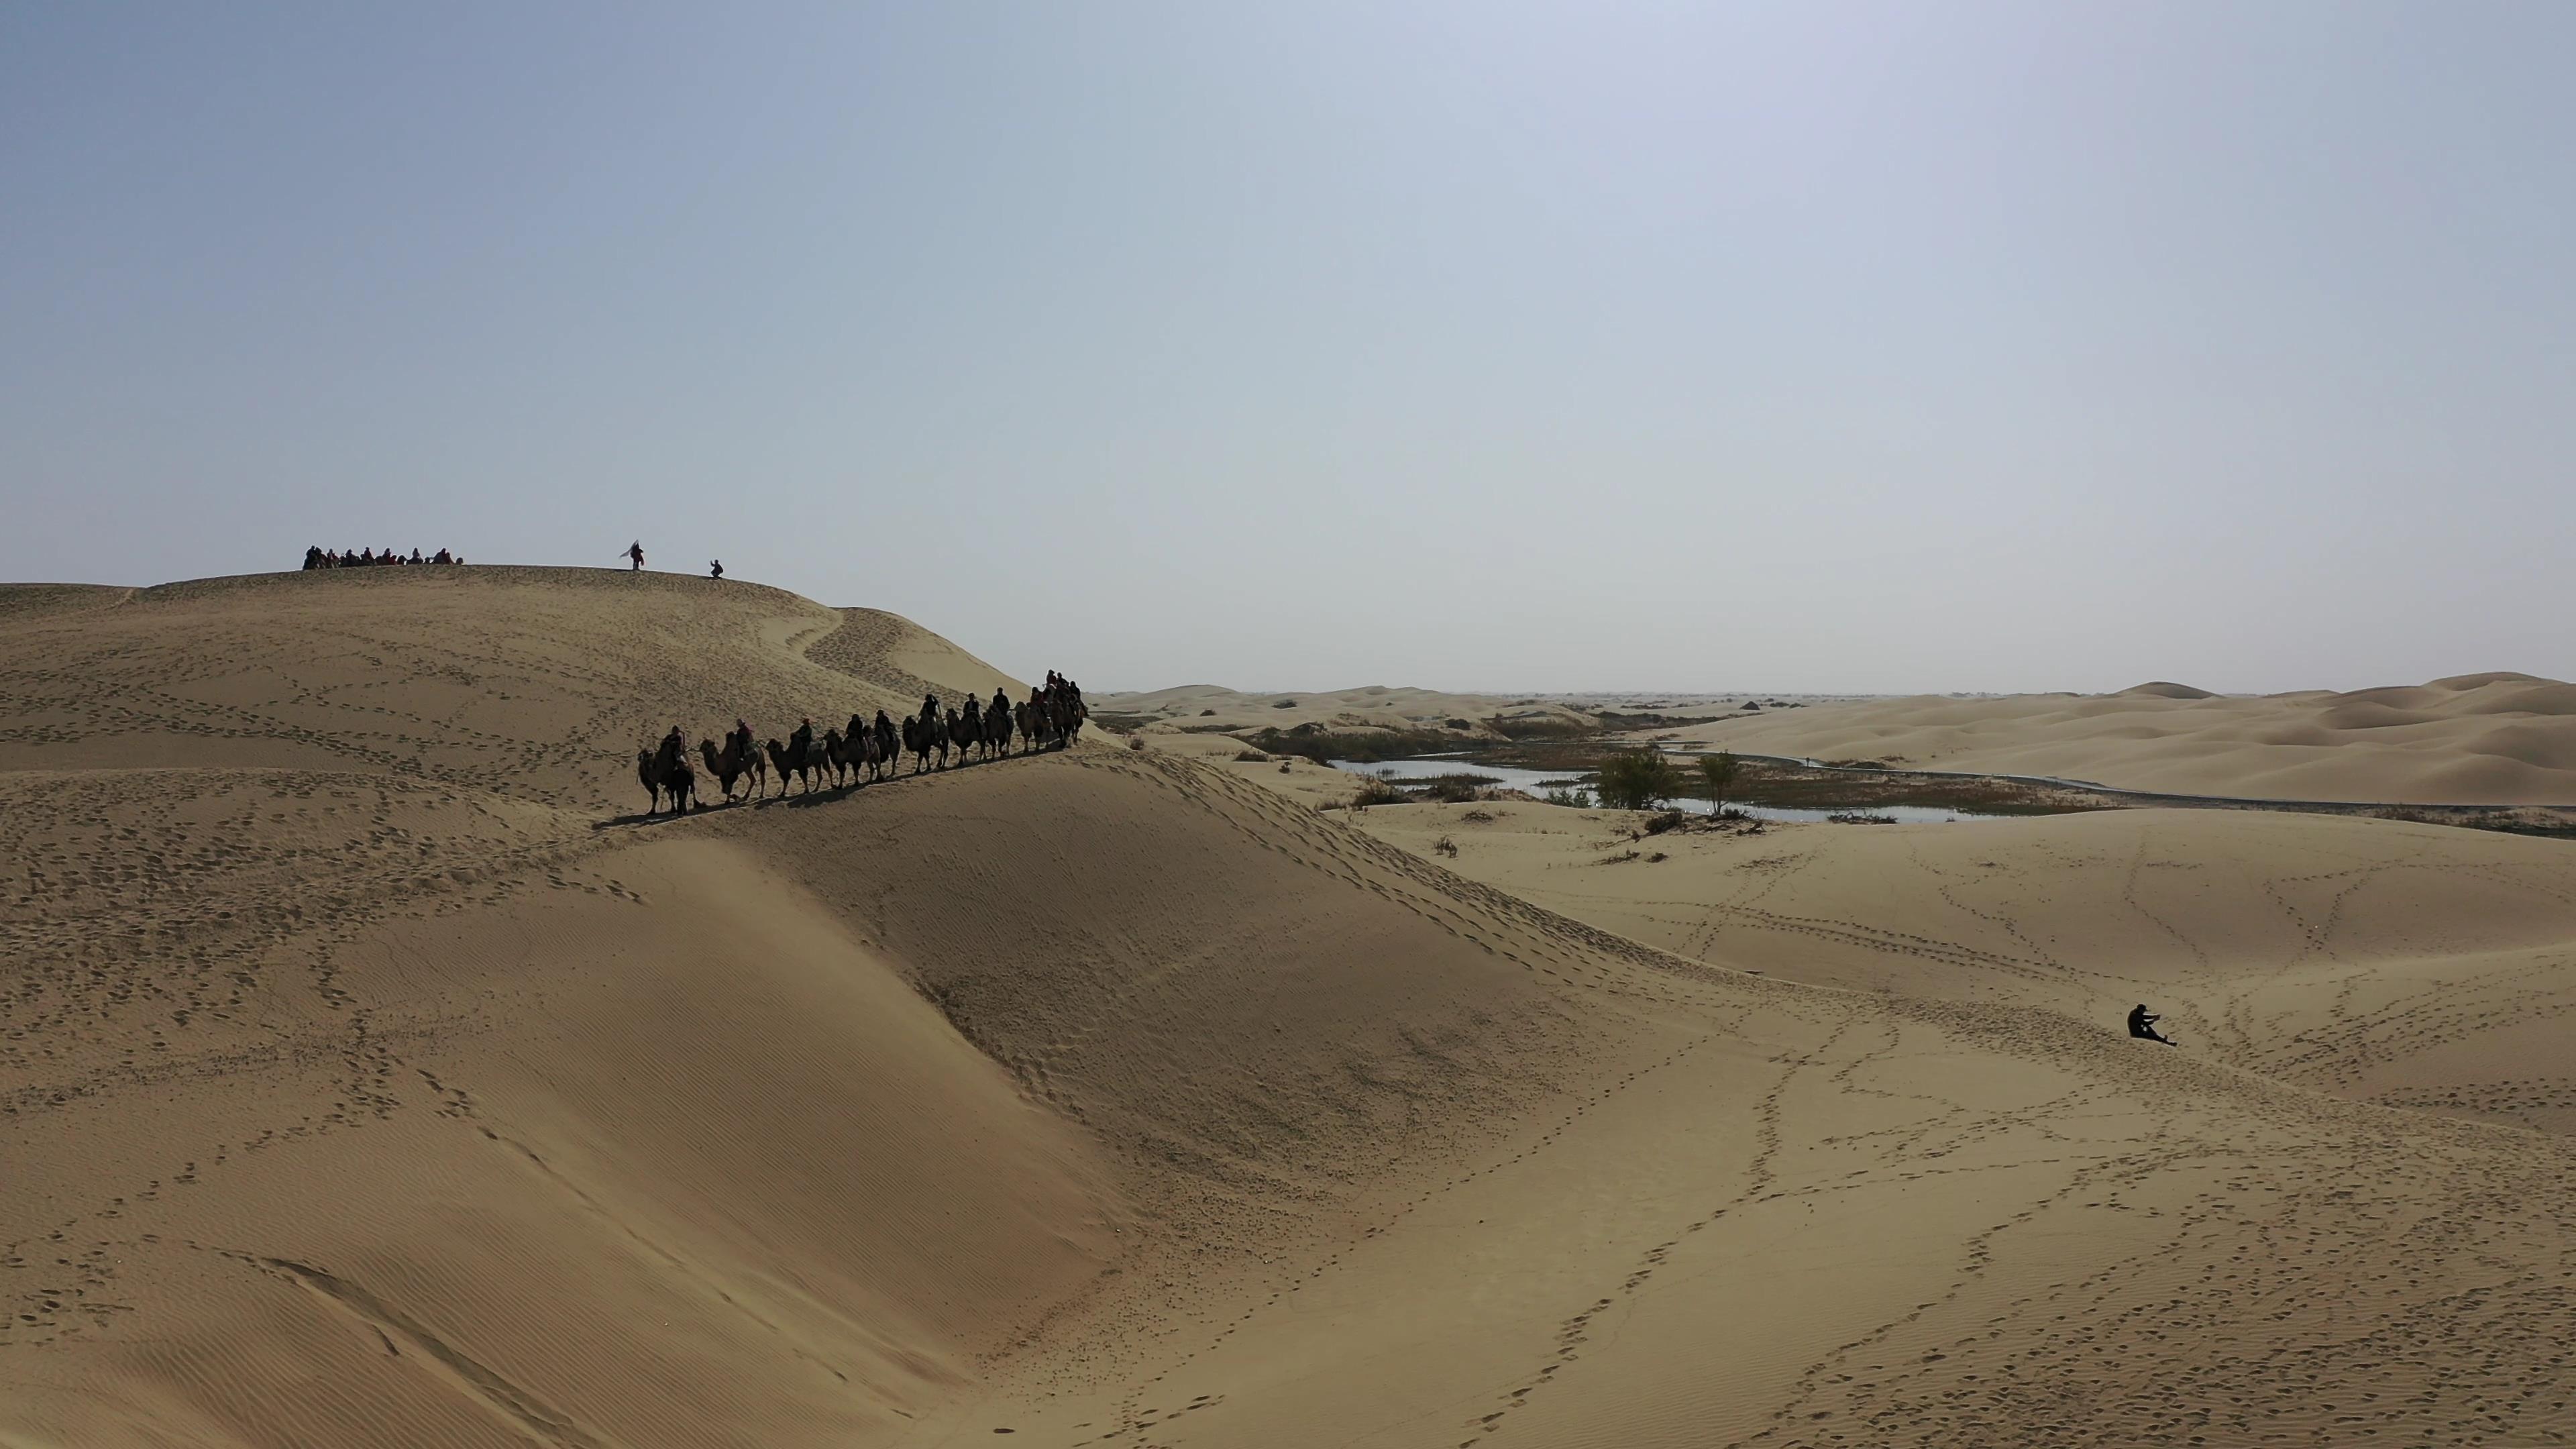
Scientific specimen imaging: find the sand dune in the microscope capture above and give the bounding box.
[1094,682,1597,741]
[8,569,2576,1446]
[1648,675,2576,804]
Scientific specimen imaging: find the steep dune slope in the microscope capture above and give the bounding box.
[1650,676,2576,804]
[8,570,2576,1448]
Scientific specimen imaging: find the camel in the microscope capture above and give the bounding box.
[766,735,827,794]
[1014,700,1037,753]
[699,735,767,801]
[984,689,1012,759]
[845,714,889,782]
[820,727,851,788]
[637,747,696,815]
[873,710,898,775]
[946,706,975,765]
[901,713,935,773]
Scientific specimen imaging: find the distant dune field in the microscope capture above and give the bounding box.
[6,570,2575,1448]
[1646,674,2576,804]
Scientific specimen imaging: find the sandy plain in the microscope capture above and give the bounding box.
[4,568,2573,1448]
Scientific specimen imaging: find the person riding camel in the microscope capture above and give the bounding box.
[2127,1004,2175,1045]
[626,541,645,572]
[657,727,686,776]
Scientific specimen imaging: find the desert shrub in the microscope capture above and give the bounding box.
[1277,761,1291,774]
[1542,786,1593,809]
[1273,699,1298,708]
[1420,773,1493,804]
[1234,749,1271,763]
[1646,851,1668,863]
[1432,835,1459,858]
[1350,775,1404,810]
[1491,714,1596,741]
[1126,735,1146,752]
[1696,751,1741,808]
[1599,849,1642,865]
[1460,808,1495,823]
[1248,726,1461,765]
[1200,708,1217,716]
[1642,809,1687,835]
[1596,748,1682,811]
[1444,717,1473,731]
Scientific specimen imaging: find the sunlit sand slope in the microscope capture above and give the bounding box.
[1652,675,2576,804]
[6,570,2576,1448]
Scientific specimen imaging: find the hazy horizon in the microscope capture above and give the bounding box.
[7,3,2571,696]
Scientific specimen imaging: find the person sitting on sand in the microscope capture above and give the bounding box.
[2127,1004,2174,1045]
[709,559,723,580]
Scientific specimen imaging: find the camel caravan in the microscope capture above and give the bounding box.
[633,674,1088,816]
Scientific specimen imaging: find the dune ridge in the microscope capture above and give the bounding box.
[7,569,2576,1446]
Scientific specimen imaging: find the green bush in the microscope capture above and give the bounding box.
[1542,786,1593,809]
[1696,751,1741,809]
[1597,748,1682,811]
[1349,775,1404,810]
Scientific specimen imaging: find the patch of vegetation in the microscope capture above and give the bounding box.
[1432,835,1459,858]
[1696,751,1741,811]
[1542,786,1593,809]
[1597,748,1684,811]
[1248,725,1464,765]
[1489,714,1595,741]
[1348,775,1405,810]
[1273,699,1298,708]
[1460,808,1495,823]
[1417,773,1496,804]
[1642,809,1688,835]
[1827,812,1898,825]
[1234,749,1271,762]
[1091,712,1159,733]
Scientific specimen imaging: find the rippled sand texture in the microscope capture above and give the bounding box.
[5,569,2573,1448]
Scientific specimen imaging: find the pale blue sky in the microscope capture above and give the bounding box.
[5,3,2569,693]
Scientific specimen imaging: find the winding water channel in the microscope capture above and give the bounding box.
[1327,756,2013,824]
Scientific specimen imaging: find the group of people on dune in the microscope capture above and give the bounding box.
[635,674,1089,814]
[302,545,462,569]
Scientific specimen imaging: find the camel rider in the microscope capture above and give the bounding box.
[790,717,813,756]
[627,541,645,572]
[991,686,1010,723]
[921,692,942,728]
[658,727,685,774]
[731,718,752,757]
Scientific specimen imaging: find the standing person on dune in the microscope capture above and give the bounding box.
[625,541,645,572]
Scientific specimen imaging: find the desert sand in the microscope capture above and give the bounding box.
[1642,677,2576,805]
[7,569,2576,1447]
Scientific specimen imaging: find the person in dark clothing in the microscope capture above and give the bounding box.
[627,541,645,571]
[2127,1004,2175,1045]
[709,559,724,580]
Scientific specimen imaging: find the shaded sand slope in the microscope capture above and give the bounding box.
[8,570,2576,1447]
[1652,674,2576,804]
